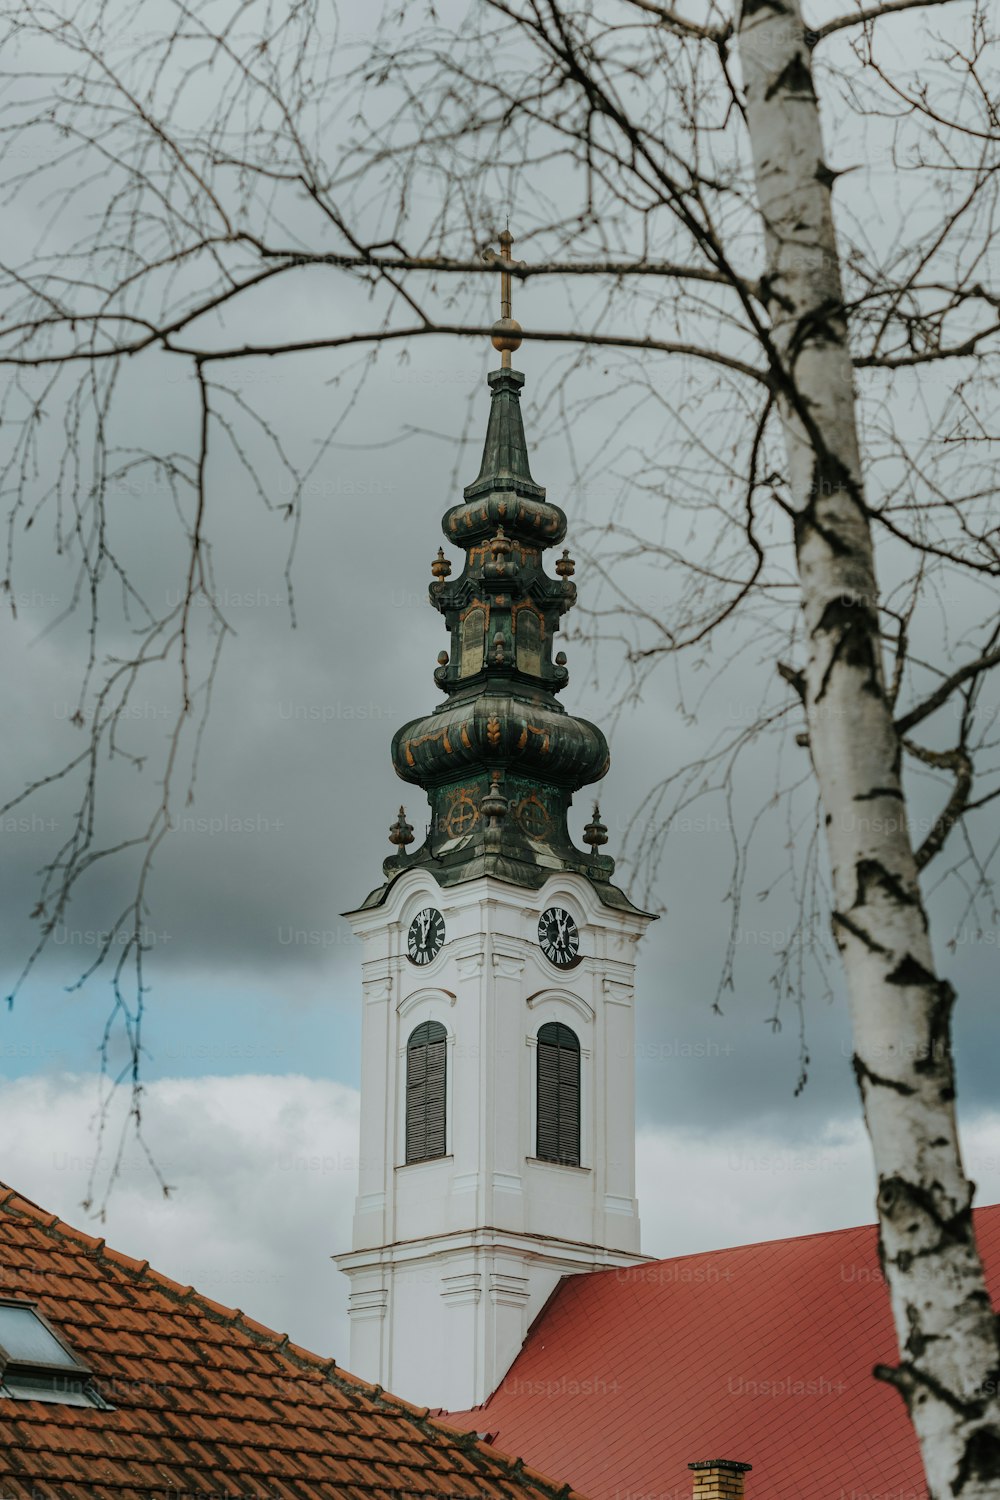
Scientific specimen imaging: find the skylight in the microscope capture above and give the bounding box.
[0,1301,110,1408]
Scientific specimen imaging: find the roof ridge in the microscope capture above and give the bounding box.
[498,1217,883,1293]
[397,1399,591,1500]
[0,1186,198,1297]
[645,1218,881,1262]
[622,1201,995,1263]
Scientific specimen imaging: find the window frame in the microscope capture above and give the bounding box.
[0,1298,109,1408]
[404,1018,449,1165]
[535,1021,582,1168]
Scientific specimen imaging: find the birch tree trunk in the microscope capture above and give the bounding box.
[737,3,1000,1493]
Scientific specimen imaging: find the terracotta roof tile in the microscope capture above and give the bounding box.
[0,1180,589,1500]
[445,1205,1000,1500]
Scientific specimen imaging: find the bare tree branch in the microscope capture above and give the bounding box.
[813,0,954,42]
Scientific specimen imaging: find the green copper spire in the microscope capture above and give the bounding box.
[361,232,641,915]
[464,369,545,501]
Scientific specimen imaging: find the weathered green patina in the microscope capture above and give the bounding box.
[360,359,640,915]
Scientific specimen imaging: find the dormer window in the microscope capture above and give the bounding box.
[0,1300,109,1407]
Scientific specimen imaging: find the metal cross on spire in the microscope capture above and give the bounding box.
[490,228,523,369]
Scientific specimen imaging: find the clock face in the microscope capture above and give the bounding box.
[538,907,581,968]
[407,907,445,966]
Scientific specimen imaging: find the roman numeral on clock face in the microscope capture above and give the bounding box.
[538,907,580,968]
[407,907,445,965]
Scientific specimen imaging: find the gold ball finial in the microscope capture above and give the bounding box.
[491,317,522,356]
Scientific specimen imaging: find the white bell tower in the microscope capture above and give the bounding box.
[337,868,649,1410]
[336,232,653,1411]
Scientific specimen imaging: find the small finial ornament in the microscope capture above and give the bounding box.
[389,806,414,848]
[481,771,508,854]
[555,549,575,578]
[437,650,449,666]
[584,803,609,852]
[481,770,508,827]
[490,228,523,370]
[488,525,513,570]
[431,547,452,580]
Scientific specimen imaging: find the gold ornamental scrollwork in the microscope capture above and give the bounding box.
[444,789,480,839]
[516,723,550,753]
[404,728,453,767]
[514,795,551,839]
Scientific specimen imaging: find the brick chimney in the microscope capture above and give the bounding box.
[688,1460,752,1500]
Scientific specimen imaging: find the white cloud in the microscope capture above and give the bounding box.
[638,1109,1000,1258]
[0,1073,360,1357]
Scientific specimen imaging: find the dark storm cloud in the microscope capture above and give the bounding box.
[2,332,998,1142]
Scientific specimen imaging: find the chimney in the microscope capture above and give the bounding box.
[688,1460,752,1500]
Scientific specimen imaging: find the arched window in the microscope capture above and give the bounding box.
[536,1022,581,1167]
[405,1021,447,1164]
[514,607,543,675]
[458,606,486,677]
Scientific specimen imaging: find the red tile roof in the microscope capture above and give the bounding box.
[0,1183,586,1500]
[445,1204,1000,1500]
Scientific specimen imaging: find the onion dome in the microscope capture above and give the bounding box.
[391,691,609,791]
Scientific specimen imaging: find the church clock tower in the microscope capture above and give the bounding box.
[336,234,653,1411]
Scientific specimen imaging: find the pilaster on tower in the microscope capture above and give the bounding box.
[336,233,655,1412]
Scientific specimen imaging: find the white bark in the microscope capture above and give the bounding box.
[737,2,1000,1494]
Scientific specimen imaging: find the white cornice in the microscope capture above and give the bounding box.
[335,1229,649,1273]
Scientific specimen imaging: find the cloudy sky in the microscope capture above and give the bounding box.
[1,0,998,1368]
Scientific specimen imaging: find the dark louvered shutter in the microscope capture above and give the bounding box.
[536,1022,581,1166]
[405,1021,447,1163]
